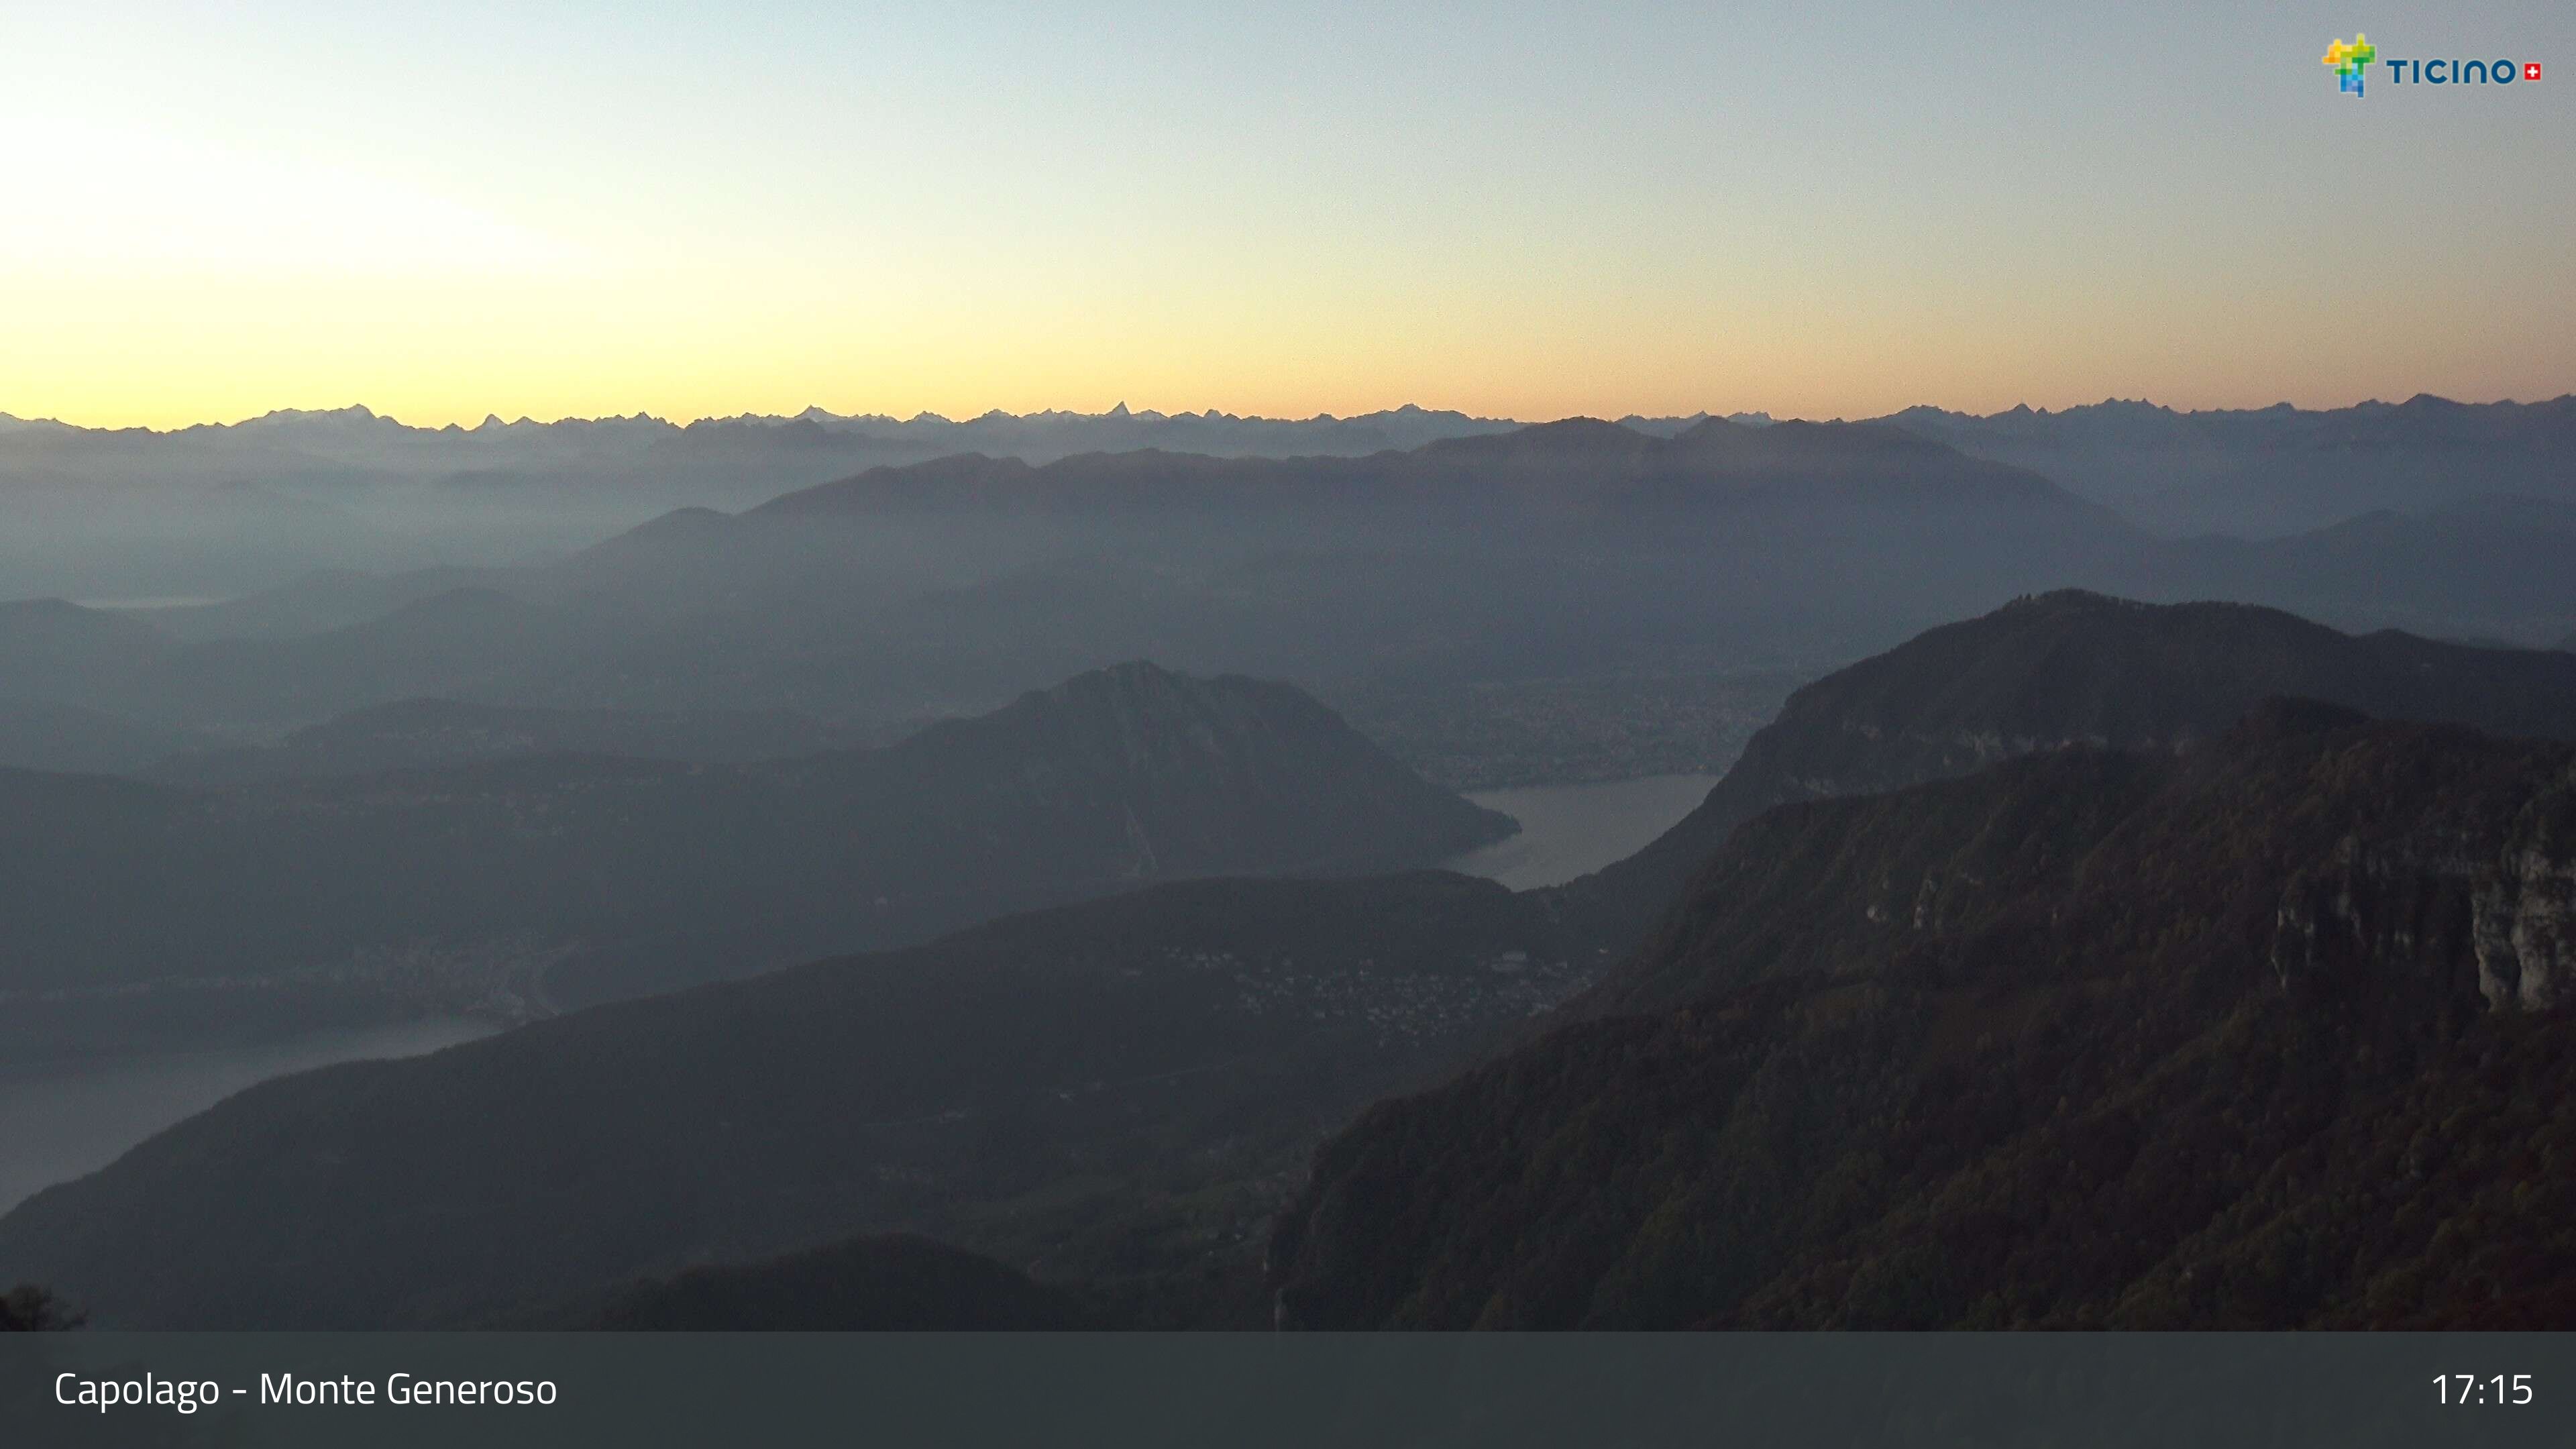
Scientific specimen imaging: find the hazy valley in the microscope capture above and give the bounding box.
[5,403,2576,1335]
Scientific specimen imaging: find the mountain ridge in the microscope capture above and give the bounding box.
[1874,394,2576,537]
[1271,709,2576,1328]
[1544,590,2576,956]
[745,416,2104,521]
[16,393,2568,443]
[0,659,1511,1061]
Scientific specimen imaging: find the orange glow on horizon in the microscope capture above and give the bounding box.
[5,8,2569,435]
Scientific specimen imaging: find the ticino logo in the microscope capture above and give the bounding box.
[2324,34,2540,96]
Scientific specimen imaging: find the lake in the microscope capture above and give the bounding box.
[0,778,1718,1214]
[0,1017,499,1215]
[1441,772,1720,891]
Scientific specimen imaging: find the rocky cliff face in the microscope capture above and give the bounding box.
[2267,763,2576,1012]
[1271,710,2576,1329]
[2467,789,2576,1011]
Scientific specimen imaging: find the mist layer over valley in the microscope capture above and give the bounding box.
[5,400,2576,1330]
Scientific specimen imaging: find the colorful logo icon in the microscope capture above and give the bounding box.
[2323,34,2377,95]
[2526,62,2543,80]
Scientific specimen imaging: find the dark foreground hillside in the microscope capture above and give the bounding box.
[586,1234,1093,1331]
[1273,703,2576,1328]
[1550,591,2576,953]
[0,873,1580,1328]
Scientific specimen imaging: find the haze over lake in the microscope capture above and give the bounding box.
[1442,773,1720,890]
[0,774,1713,1216]
[0,1017,498,1215]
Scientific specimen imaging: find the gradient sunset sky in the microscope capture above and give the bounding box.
[5,1,2570,429]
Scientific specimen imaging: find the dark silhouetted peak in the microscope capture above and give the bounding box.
[2074,398,2176,420]
[1003,659,1297,731]
[1667,415,1758,447]
[612,505,738,544]
[1699,417,1966,472]
[1549,594,2576,955]
[237,404,380,428]
[1995,586,2149,616]
[1046,657,1183,693]
[1758,418,1947,453]
[892,663,1514,867]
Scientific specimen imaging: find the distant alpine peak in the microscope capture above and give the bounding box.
[236,403,382,427]
[19,394,2575,441]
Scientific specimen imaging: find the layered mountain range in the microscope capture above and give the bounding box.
[13,411,2571,788]
[9,393,2567,606]
[1879,393,2576,536]
[0,403,1520,598]
[0,661,1509,1065]
[12,593,2576,1329]
[0,400,1517,478]
[0,417,2139,747]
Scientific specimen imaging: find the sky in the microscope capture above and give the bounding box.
[3,1,2570,429]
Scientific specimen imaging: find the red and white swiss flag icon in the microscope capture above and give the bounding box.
[2526,62,2542,80]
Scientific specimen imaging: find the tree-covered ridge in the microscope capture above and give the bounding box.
[1271,705,2576,1328]
[1549,590,2576,955]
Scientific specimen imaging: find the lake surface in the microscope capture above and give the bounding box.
[1441,772,1721,891]
[0,1018,498,1215]
[0,781,1718,1214]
